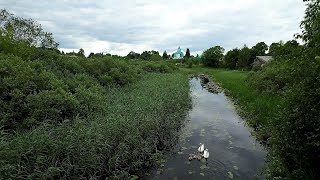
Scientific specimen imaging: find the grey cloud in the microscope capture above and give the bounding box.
[0,0,306,55]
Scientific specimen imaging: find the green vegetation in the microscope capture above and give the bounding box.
[202,46,224,67]
[0,9,191,179]
[194,1,320,178]
[1,0,320,178]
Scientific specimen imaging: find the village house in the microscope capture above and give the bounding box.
[252,56,273,68]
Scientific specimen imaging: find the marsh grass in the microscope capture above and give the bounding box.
[0,73,191,179]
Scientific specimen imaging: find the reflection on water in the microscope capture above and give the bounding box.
[147,77,266,180]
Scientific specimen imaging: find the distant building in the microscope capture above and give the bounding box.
[252,56,273,68]
[173,46,184,59]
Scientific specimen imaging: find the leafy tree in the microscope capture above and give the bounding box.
[268,40,303,58]
[162,51,168,59]
[78,48,85,57]
[203,46,224,67]
[252,42,268,56]
[224,48,239,69]
[268,42,282,56]
[140,50,160,60]
[185,48,191,58]
[127,51,140,59]
[237,45,251,69]
[88,52,95,58]
[298,0,320,55]
[0,9,58,49]
[140,51,152,60]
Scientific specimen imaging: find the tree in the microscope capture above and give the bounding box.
[88,52,95,58]
[140,51,152,60]
[162,51,168,59]
[298,0,320,55]
[237,45,251,69]
[268,42,281,56]
[252,42,268,56]
[203,46,225,67]
[78,48,85,57]
[185,48,191,58]
[224,48,239,69]
[140,50,160,60]
[127,51,140,59]
[0,9,58,49]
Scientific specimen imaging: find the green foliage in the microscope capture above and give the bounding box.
[237,45,251,69]
[250,55,320,178]
[141,61,177,73]
[162,51,168,59]
[224,48,239,69]
[0,73,191,179]
[140,50,161,60]
[203,46,224,67]
[247,1,320,178]
[269,58,320,179]
[299,0,320,55]
[268,40,304,58]
[0,9,58,49]
[252,42,268,56]
[185,48,191,58]
[78,48,85,57]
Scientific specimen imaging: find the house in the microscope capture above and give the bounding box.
[252,56,273,68]
[173,46,184,59]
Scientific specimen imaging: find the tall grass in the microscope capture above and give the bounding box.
[0,70,191,179]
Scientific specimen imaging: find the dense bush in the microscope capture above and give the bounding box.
[0,9,190,179]
[0,73,191,179]
[252,55,320,179]
[141,62,177,73]
[0,50,180,133]
[246,1,320,177]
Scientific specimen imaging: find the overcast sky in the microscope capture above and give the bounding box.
[1,0,306,56]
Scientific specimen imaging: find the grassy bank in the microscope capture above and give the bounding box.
[182,67,283,140]
[0,51,191,179]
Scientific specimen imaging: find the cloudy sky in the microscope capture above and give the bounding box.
[1,0,306,56]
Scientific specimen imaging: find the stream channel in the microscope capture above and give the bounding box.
[147,76,266,180]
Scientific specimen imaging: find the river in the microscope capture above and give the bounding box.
[147,76,266,180]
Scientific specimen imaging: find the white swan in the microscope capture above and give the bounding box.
[198,143,204,153]
[203,149,209,159]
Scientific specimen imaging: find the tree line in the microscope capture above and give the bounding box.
[201,40,303,70]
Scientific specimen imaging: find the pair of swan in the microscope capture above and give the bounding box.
[198,143,209,159]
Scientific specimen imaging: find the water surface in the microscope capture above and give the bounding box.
[147,77,266,179]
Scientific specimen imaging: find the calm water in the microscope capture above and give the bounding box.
[147,77,266,180]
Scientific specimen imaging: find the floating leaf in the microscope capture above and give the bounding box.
[228,171,234,179]
[181,147,188,151]
[130,175,139,180]
[200,165,206,170]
